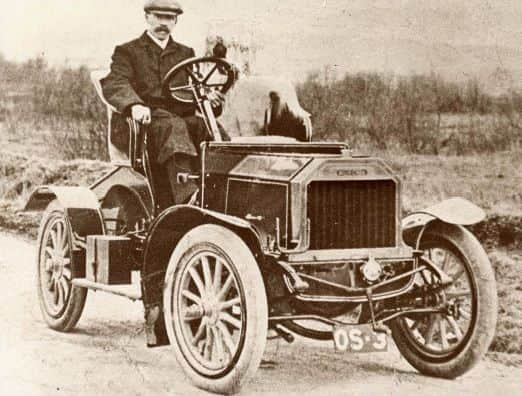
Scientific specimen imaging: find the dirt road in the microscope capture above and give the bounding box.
[0,233,520,396]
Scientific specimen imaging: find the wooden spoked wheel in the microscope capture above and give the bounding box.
[36,202,86,331]
[164,224,267,394]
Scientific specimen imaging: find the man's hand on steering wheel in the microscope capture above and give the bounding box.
[208,90,225,108]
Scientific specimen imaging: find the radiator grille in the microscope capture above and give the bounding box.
[307,180,396,249]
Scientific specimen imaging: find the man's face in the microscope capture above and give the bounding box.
[145,12,177,40]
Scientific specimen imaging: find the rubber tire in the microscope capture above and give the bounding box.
[163,224,268,395]
[391,222,497,378]
[36,201,87,331]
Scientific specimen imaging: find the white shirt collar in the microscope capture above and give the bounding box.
[147,31,169,50]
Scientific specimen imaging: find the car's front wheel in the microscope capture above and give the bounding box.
[163,224,268,395]
[391,222,497,378]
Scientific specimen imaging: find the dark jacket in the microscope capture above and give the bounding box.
[102,31,195,116]
[101,32,200,156]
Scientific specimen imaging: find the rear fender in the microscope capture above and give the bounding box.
[402,197,485,249]
[25,185,104,237]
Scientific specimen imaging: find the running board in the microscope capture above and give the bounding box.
[72,278,142,301]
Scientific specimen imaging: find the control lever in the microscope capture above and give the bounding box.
[177,172,200,184]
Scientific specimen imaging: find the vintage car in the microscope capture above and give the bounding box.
[25,57,498,395]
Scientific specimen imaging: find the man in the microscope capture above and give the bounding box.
[101,0,223,204]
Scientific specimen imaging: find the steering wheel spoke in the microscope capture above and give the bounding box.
[169,84,194,93]
[206,83,226,89]
[169,84,194,94]
[185,67,203,84]
[201,64,218,84]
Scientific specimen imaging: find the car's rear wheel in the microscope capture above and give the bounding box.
[391,222,497,378]
[163,224,267,394]
[36,201,87,331]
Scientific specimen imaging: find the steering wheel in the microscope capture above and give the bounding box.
[162,56,236,105]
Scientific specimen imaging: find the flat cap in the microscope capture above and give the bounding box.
[144,0,183,15]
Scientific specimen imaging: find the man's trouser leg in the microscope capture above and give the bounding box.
[149,108,199,205]
[164,153,198,205]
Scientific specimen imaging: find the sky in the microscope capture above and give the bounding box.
[1,0,521,85]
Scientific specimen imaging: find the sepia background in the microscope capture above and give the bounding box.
[0,0,521,394]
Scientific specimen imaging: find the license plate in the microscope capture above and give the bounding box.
[333,324,388,353]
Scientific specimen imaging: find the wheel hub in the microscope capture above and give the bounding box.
[202,297,220,325]
[52,256,65,278]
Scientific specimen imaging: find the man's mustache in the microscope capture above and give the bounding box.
[155,26,170,33]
